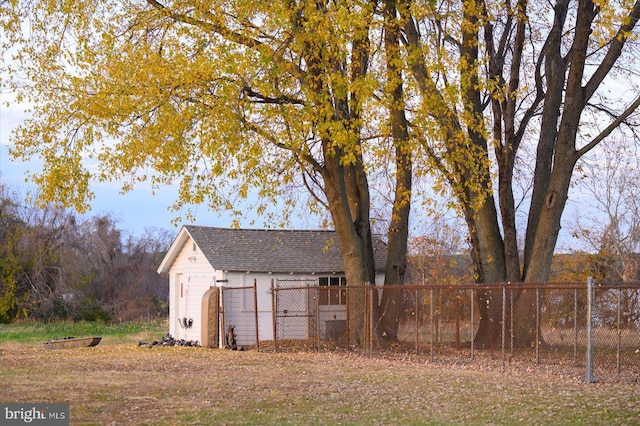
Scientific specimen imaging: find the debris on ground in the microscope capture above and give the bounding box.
[137,334,200,347]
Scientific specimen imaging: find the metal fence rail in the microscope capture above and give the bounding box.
[272,280,640,383]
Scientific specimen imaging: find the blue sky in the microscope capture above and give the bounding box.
[0,97,328,236]
[0,101,249,236]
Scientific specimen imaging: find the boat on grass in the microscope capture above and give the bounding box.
[43,336,102,350]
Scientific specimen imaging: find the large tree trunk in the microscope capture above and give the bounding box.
[378,0,412,344]
[323,155,375,346]
[466,201,507,348]
[298,1,377,348]
[457,0,508,347]
[513,0,597,346]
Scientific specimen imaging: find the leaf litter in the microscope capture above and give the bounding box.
[0,340,639,425]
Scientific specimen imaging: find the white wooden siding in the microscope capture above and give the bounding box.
[167,236,217,343]
[221,273,270,346]
[318,305,347,338]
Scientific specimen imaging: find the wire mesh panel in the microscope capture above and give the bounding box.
[616,286,640,373]
[221,286,258,348]
[268,280,640,381]
[387,287,423,350]
[273,279,318,349]
[535,287,585,367]
[370,282,640,381]
[592,285,640,378]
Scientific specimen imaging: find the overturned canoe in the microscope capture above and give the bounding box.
[43,336,102,350]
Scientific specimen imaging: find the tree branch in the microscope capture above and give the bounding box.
[578,94,640,157]
[145,0,265,49]
[584,0,640,101]
[242,85,305,106]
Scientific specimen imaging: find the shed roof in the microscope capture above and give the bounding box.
[157,226,387,275]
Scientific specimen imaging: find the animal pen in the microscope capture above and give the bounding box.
[270,279,640,383]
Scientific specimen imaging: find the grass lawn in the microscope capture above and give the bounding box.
[0,322,639,425]
[0,320,167,345]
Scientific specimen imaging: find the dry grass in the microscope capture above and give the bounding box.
[1,335,640,425]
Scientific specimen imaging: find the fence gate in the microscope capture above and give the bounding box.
[273,279,318,349]
[220,283,259,349]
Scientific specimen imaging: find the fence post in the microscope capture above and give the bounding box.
[254,279,259,352]
[436,288,441,345]
[586,276,594,383]
[346,286,350,350]
[471,288,475,361]
[535,287,540,366]
[502,284,506,370]
[369,285,374,358]
[617,285,621,374]
[220,287,225,347]
[271,279,277,353]
[574,287,578,362]
[509,286,514,359]
[315,286,320,352]
[430,286,435,363]
[415,287,419,356]
[456,290,460,351]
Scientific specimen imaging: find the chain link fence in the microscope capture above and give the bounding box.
[272,279,319,351]
[220,284,259,349]
[272,280,640,382]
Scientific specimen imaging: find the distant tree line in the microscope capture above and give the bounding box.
[405,215,640,332]
[0,185,171,323]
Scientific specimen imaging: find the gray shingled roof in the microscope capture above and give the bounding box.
[184,226,387,274]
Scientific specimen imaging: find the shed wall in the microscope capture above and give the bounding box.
[168,237,220,343]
